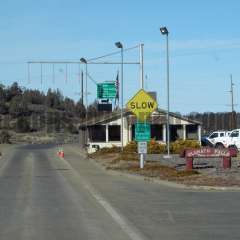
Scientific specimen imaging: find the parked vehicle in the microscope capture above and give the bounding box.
[224,129,240,150]
[203,130,231,148]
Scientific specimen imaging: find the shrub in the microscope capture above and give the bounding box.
[98,145,121,154]
[170,139,200,154]
[0,130,11,143]
[67,123,79,134]
[123,141,137,153]
[148,139,166,154]
[16,117,30,133]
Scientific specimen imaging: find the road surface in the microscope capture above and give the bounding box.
[0,144,239,240]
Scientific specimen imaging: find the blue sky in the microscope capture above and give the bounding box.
[0,0,240,114]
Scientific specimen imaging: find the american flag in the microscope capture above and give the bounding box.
[115,71,119,99]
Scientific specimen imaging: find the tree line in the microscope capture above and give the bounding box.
[0,82,101,133]
[186,111,239,134]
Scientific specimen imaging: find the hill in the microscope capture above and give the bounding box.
[0,82,98,143]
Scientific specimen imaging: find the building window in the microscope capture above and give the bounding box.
[151,124,163,140]
[132,124,135,140]
[186,125,198,140]
[170,125,183,141]
[108,125,121,141]
[89,125,106,142]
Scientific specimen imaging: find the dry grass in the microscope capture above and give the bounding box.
[113,162,199,179]
[91,152,240,187]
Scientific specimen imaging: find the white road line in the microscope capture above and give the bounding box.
[83,182,146,240]
[57,153,147,240]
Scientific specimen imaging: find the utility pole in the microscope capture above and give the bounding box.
[139,43,144,169]
[230,74,235,129]
[160,26,170,157]
[81,70,84,105]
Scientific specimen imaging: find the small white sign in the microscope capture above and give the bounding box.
[138,141,147,154]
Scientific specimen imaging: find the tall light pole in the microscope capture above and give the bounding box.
[140,44,144,88]
[80,58,88,147]
[230,74,235,129]
[160,26,170,156]
[115,42,124,151]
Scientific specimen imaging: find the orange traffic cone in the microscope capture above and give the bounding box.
[60,150,65,158]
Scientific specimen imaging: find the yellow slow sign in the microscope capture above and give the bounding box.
[126,89,157,121]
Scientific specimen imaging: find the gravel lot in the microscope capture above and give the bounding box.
[146,154,240,180]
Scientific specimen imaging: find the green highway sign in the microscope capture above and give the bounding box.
[135,122,151,142]
[97,82,117,99]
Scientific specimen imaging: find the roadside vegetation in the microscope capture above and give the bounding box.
[90,139,200,181]
[0,82,101,143]
[93,139,200,156]
[90,140,240,187]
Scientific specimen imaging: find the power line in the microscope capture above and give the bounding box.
[87,44,140,62]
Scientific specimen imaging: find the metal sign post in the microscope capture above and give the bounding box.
[127,89,158,169]
[138,141,147,168]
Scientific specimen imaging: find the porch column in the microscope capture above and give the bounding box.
[106,124,109,143]
[128,124,132,142]
[198,125,201,143]
[183,125,186,140]
[163,124,167,143]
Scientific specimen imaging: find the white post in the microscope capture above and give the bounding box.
[140,154,144,168]
[183,125,186,140]
[106,124,109,143]
[198,125,201,143]
[163,124,167,143]
[128,124,132,142]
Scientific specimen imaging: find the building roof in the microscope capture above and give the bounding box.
[80,108,201,127]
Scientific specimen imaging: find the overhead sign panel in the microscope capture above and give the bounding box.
[97,82,117,99]
[126,89,157,121]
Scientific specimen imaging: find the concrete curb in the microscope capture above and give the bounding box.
[88,156,240,191]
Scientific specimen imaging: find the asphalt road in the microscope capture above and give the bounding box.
[0,144,240,240]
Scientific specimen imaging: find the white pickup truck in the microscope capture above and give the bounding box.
[205,129,240,150]
[224,129,240,150]
[205,131,231,148]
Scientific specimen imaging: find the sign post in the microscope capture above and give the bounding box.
[138,141,147,168]
[127,89,157,168]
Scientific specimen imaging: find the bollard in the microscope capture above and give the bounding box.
[223,156,231,169]
[186,157,193,170]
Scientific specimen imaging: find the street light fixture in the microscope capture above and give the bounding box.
[80,58,87,64]
[160,27,169,35]
[115,42,123,49]
[160,26,170,157]
[80,57,88,148]
[115,41,124,151]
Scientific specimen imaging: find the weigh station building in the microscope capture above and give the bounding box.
[80,109,202,153]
